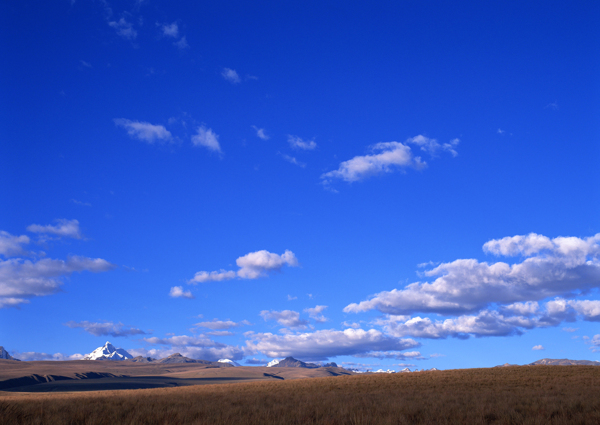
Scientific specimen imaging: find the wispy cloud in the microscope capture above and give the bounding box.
[191,126,222,153]
[141,334,243,361]
[280,153,306,168]
[114,119,173,144]
[251,125,269,140]
[304,305,328,323]
[189,249,299,283]
[108,17,137,40]
[221,68,241,84]
[27,219,82,239]
[65,321,147,337]
[194,319,251,330]
[173,36,189,50]
[80,60,92,68]
[159,22,179,38]
[260,310,309,329]
[288,135,317,150]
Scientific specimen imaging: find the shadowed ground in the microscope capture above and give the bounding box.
[0,359,352,392]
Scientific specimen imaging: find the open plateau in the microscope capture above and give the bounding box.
[2,342,600,424]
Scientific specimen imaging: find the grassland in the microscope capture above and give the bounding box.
[2,366,600,424]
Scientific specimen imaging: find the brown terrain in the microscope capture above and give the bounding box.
[2,361,600,424]
[0,358,352,392]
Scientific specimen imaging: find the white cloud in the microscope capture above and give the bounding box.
[532,345,545,350]
[189,270,236,284]
[174,36,189,50]
[80,60,92,68]
[27,219,82,239]
[191,126,222,153]
[288,135,317,151]
[221,68,241,84]
[236,249,298,279]
[280,153,306,168]
[252,126,269,140]
[321,134,460,185]
[344,233,600,316]
[380,310,529,339]
[287,295,297,301]
[321,141,423,184]
[12,351,84,361]
[0,255,115,309]
[0,231,30,257]
[160,22,178,38]
[65,321,146,337]
[244,328,420,361]
[169,286,194,299]
[304,305,328,323]
[562,327,578,332]
[353,350,424,360]
[142,334,243,361]
[406,135,459,157]
[114,119,173,144]
[260,310,308,329]
[108,17,137,40]
[194,319,251,330]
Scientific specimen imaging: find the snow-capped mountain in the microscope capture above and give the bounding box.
[82,341,133,361]
[0,346,17,360]
[267,359,280,367]
[218,359,241,366]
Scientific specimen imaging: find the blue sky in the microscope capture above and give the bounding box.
[1,0,599,370]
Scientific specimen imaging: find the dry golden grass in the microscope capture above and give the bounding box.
[2,366,600,424]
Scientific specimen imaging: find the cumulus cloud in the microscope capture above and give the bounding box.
[191,126,221,153]
[221,68,241,84]
[532,345,545,350]
[288,135,317,151]
[190,250,299,283]
[321,135,459,185]
[12,351,85,361]
[321,141,423,184]
[0,231,30,257]
[252,126,269,140]
[65,321,147,337]
[244,328,420,361]
[108,17,137,40]
[27,219,82,239]
[114,119,173,144]
[194,319,251,330]
[0,255,116,309]
[236,249,298,279]
[260,310,309,329]
[345,233,600,316]
[169,286,194,299]
[142,334,243,361]
[380,310,530,339]
[304,305,328,323]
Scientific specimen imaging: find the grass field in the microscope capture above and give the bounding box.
[2,366,600,424]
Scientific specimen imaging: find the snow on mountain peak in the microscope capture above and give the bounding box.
[217,359,241,366]
[266,359,280,367]
[82,341,133,361]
